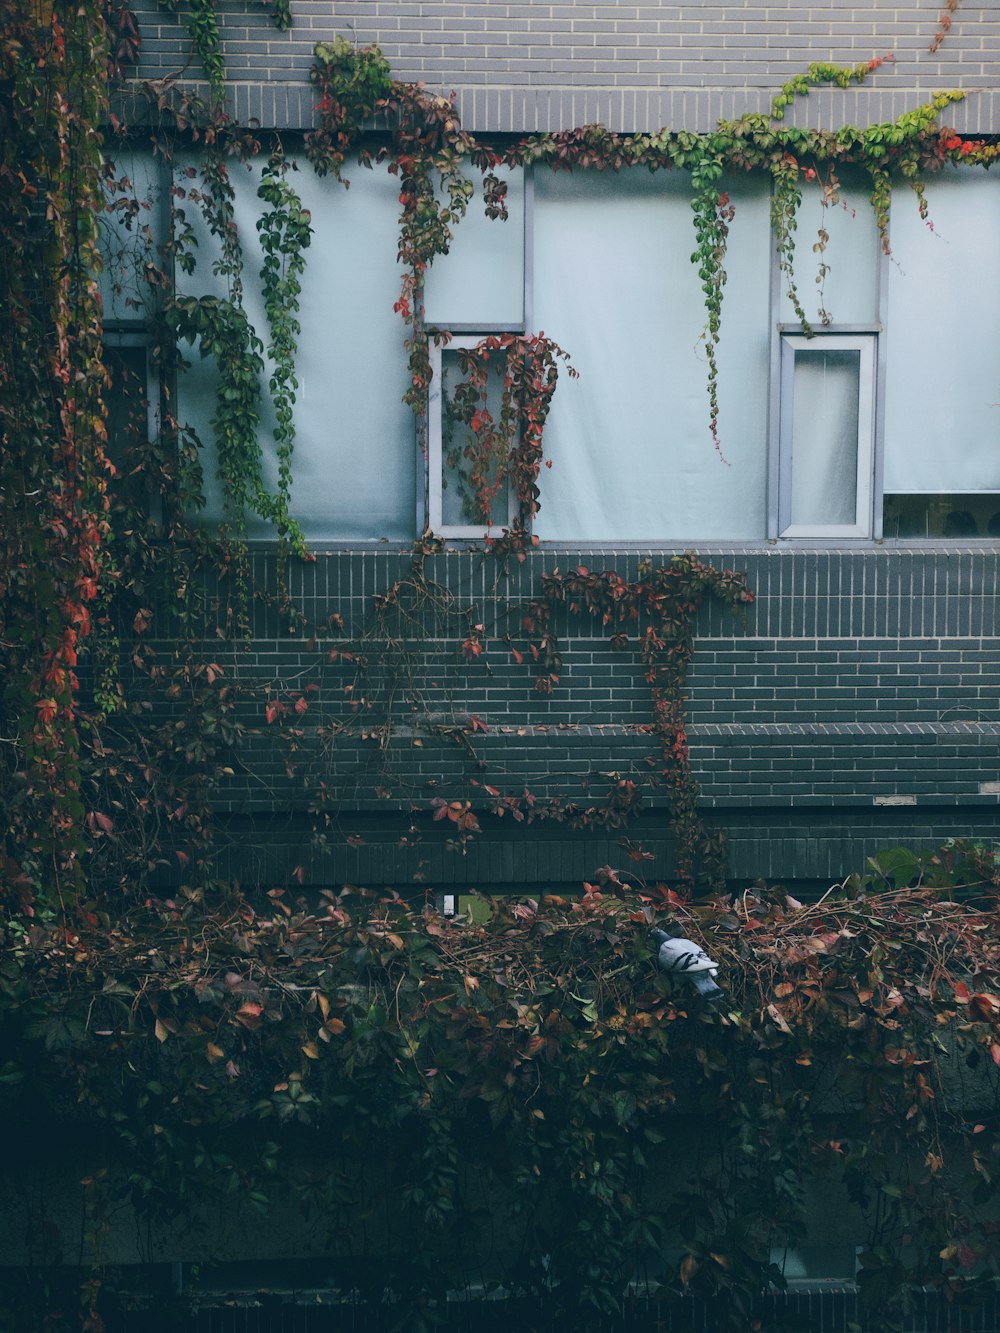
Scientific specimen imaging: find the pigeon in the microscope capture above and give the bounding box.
[650,929,724,1002]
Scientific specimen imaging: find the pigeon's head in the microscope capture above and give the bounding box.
[650,931,725,1002]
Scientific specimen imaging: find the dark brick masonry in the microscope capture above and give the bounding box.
[137,546,1000,893]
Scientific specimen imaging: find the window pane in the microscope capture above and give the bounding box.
[175,157,414,541]
[99,151,163,322]
[105,345,148,460]
[789,348,860,527]
[778,170,880,326]
[884,170,1000,497]
[883,494,1000,538]
[440,347,511,528]
[423,168,524,328]
[532,170,770,540]
[770,1246,857,1282]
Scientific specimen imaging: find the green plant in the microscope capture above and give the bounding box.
[306,37,394,179]
[0,0,110,905]
[5,8,1000,1328]
[522,558,753,892]
[689,161,735,457]
[160,0,226,101]
[257,155,313,606]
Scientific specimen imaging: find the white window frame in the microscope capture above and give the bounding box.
[426,335,521,539]
[774,332,878,540]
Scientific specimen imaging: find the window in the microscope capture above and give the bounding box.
[530,169,771,542]
[99,155,163,504]
[98,149,164,325]
[427,337,519,538]
[770,168,1000,542]
[104,332,156,478]
[422,167,527,334]
[881,169,1000,539]
[173,156,415,542]
[768,170,883,541]
[775,333,877,538]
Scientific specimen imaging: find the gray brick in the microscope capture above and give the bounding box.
[128,0,1000,133]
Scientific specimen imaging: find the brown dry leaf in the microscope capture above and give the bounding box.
[971,992,1000,1020]
[766,1003,792,1034]
[234,1002,263,1028]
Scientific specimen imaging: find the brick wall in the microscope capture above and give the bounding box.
[128,0,1000,131]
[137,546,1000,893]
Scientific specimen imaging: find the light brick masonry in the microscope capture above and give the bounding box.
[129,0,1000,131]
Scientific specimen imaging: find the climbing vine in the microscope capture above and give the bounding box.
[304,42,998,455]
[160,0,226,101]
[256,154,313,601]
[3,0,997,929]
[5,847,1000,1328]
[159,0,294,101]
[522,559,753,893]
[307,36,394,179]
[439,332,576,545]
[930,0,960,54]
[689,169,735,457]
[0,0,110,904]
[4,0,996,925]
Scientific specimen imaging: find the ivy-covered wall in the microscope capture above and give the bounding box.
[137,541,1000,895]
[88,0,1000,897]
[145,545,1000,896]
[127,0,1000,132]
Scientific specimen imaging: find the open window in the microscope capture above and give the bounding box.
[776,333,877,539]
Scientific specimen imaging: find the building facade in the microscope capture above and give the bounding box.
[103,0,1000,900]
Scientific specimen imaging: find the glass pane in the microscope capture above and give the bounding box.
[789,348,860,527]
[778,170,880,326]
[883,494,1000,538]
[104,344,148,467]
[99,152,163,322]
[532,170,771,540]
[423,167,524,328]
[176,158,415,541]
[770,1246,857,1282]
[440,346,511,528]
[884,171,1000,495]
